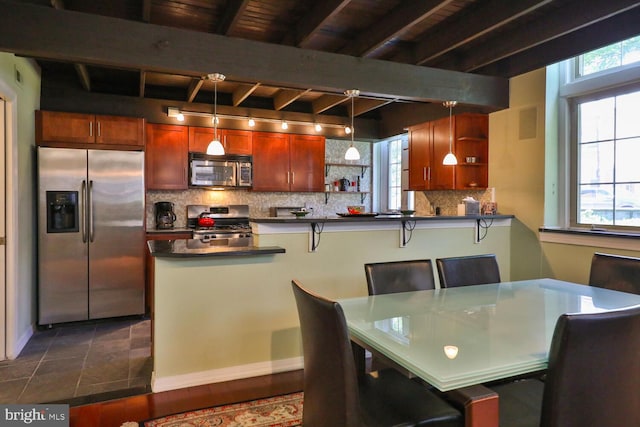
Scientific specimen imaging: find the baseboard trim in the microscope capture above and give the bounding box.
[151,357,304,393]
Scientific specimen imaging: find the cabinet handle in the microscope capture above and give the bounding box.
[287,171,290,184]
[97,121,101,137]
[423,167,426,181]
[89,122,93,137]
[291,171,295,184]
[427,167,431,181]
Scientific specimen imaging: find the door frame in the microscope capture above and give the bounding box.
[0,76,19,360]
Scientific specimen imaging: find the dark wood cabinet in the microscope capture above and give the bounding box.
[145,124,189,190]
[408,113,488,191]
[36,110,144,147]
[252,132,325,192]
[188,127,252,155]
[289,134,325,192]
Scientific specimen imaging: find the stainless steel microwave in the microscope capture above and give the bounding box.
[189,153,252,188]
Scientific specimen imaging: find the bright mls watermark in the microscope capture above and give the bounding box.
[0,405,68,426]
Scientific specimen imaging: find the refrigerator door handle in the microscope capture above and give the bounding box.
[81,180,87,243]
[88,180,95,242]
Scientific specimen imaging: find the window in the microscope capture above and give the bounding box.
[388,138,402,211]
[561,36,640,229]
[576,90,640,226]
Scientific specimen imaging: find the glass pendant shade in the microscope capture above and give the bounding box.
[206,138,225,155]
[345,145,360,161]
[443,152,458,165]
[344,89,361,161]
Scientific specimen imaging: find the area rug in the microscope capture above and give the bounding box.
[137,392,303,427]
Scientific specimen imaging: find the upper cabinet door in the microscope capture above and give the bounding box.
[188,128,252,155]
[252,132,291,191]
[145,124,189,190]
[289,134,325,192]
[37,111,95,144]
[408,123,431,191]
[431,117,455,190]
[223,129,252,155]
[95,115,144,146]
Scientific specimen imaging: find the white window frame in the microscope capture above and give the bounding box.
[558,48,640,232]
[374,134,408,212]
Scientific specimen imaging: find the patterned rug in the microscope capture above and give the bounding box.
[137,392,303,427]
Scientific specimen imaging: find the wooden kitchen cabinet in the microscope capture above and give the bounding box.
[145,123,189,190]
[36,110,144,147]
[408,119,454,190]
[252,132,325,192]
[408,113,488,191]
[188,127,252,155]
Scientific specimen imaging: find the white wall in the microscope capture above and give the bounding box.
[0,53,40,357]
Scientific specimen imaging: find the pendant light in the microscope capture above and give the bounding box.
[206,73,225,156]
[344,89,360,161]
[442,100,458,165]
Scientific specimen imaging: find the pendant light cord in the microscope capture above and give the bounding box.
[213,78,218,140]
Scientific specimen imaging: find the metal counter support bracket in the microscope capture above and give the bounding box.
[475,219,481,244]
[309,222,324,252]
[400,220,416,248]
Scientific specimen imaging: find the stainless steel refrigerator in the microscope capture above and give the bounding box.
[38,147,145,325]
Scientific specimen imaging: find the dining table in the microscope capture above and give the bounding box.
[338,278,640,427]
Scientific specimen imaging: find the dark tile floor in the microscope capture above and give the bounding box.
[0,317,152,406]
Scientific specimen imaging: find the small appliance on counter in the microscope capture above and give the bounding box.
[187,204,253,246]
[155,201,176,229]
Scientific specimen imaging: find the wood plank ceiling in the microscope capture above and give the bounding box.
[8,0,640,121]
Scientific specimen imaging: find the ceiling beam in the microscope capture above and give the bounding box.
[312,94,347,114]
[186,77,205,103]
[232,83,261,106]
[273,88,311,111]
[339,0,453,58]
[414,0,553,65]
[283,0,352,47]
[0,0,509,109]
[216,0,250,35]
[352,98,395,116]
[142,0,151,23]
[73,63,91,91]
[139,70,146,97]
[433,0,640,72]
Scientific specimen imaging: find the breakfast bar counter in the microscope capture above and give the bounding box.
[150,212,514,394]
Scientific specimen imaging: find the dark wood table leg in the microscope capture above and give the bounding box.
[446,385,499,427]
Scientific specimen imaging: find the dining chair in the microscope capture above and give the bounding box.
[491,305,640,427]
[364,259,436,295]
[588,252,640,295]
[435,254,501,288]
[291,280,463,427]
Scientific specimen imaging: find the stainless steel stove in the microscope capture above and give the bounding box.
[187,204,253,246]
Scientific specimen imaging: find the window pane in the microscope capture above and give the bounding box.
[579,98,614,142]
[579,35,640,76]
[579,141,614,184]
[621,36,640,66]
[615,137,640,182]
[616,92,640,138]
[388,139,402,210]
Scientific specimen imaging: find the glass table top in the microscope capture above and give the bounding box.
[338,278,640,391]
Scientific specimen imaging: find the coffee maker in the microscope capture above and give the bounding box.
[155,201,176,229]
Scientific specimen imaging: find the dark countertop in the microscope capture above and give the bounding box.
[147,239,286,258]
[146,227,193,234]
[250,214,514,224]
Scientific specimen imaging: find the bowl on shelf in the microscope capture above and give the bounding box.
[290,210,310,218]
[347,205,364,215]
[400,209,416,216]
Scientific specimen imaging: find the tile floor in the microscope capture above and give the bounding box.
[0,317,152,405]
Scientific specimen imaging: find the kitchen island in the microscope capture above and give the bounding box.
[150,214,513,392]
